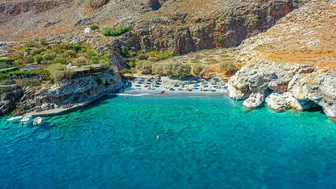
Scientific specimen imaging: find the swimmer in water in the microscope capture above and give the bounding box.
[156,135,160,140]
[166,130,168,134]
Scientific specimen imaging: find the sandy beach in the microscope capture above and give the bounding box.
[123,75,229,97]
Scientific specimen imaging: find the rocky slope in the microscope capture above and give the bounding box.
[227,0,336,119]
[3,70,123,115]
[1,0,308,55]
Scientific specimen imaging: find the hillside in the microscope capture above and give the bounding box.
[236,0,336,70]
[1,0,307,54]
[227,0,336,119]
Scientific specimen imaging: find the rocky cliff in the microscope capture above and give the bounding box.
[1,0,308,55]
[227,0,336,119]
[0,84,24,116]
[5,70,123,115]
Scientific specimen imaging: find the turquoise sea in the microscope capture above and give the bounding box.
[1,94,336,189]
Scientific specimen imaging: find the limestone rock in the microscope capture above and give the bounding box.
[265,92,303,112]
[0,84,24,115]
[226,83,246,100]
[243,92,265,109]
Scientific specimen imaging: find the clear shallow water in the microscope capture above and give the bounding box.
[1,95,336,189]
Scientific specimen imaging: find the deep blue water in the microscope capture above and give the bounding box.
[1,95,336,189]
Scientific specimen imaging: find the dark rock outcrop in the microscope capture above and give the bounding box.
[0,85,24,116]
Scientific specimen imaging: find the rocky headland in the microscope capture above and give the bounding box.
[227,0,336,119]
[1,69,123,116]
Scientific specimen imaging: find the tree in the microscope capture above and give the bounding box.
[35,56,43,64]
[47,63,68,85]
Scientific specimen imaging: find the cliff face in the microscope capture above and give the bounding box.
[8,70,123,115]
[227,0,336,119]
[0,84,24,116]
[1,0,307,55]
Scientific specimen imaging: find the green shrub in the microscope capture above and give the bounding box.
[39,38,47,46]
[90,56,99,64]
[15,52,24,59]
[66,60,73,64]
[13,60,24,67]
[150,52,172,60]
[127,50,136,57]
[138,52,148,60]
[41,60,51,65]
[99,60,109,66]
[120,46,128,57]
[34,56,44,64]
[127,58,137,68]
[52,57,66,64]
[30,49,41,56]
[24,42,35,48]
[64,50,77,58]
[19,78,40,87]
[72,44,82,52]
[90,25,99,30]
[27,56,35,63]
[0,58,16,64]
[219,37,225,45]
[43,52,57,60]
[101,25,132,36]
[59,42,72,50]
[0,79,14,85]
[74,57,88,66]
[47,63,68,84]
[103,53,110,60]
[146,45,157,53]
[87,50,97,57]
[120,68,131,74]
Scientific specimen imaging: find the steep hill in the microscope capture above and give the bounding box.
[1,0,307,54]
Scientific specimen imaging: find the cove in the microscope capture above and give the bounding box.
[1,95,336,189]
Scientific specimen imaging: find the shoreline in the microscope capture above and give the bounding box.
[27,89,228,117]
[117,89,229,97]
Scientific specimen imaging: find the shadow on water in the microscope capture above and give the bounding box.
[80,93,118,111]
[40,121,55,130]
